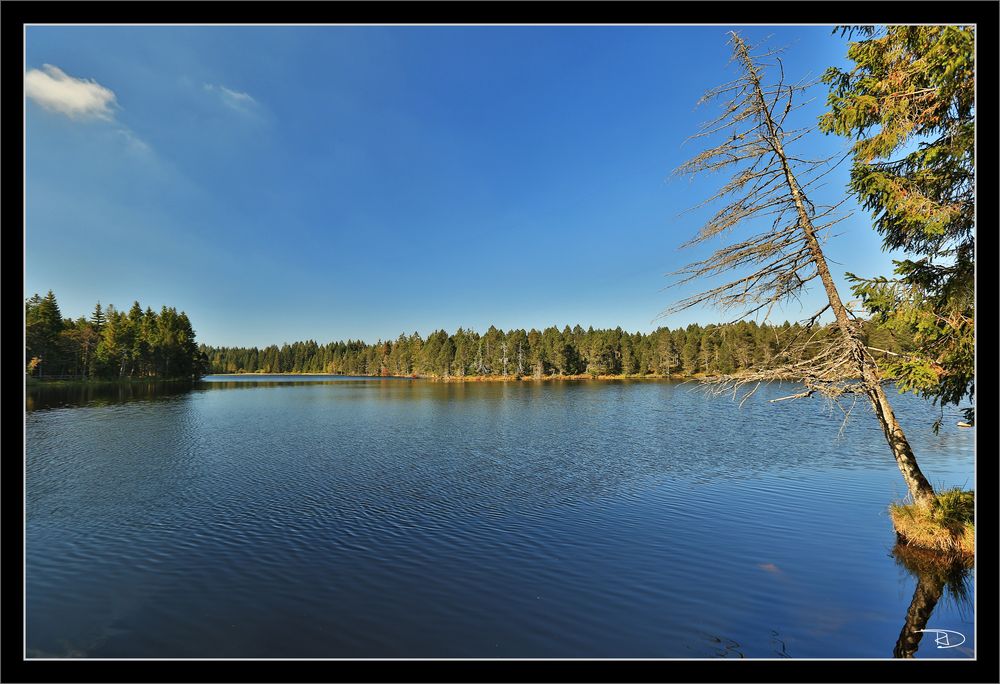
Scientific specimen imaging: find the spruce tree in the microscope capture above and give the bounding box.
[820,25,975,425]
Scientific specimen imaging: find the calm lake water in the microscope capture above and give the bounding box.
[25,376,975,658]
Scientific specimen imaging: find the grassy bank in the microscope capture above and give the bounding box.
[890,488,975,559]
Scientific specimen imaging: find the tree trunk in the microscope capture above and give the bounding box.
[893,571,945,658]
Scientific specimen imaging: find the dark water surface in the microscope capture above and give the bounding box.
[25,376,975,658]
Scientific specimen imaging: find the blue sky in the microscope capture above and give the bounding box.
[26,25,901,348]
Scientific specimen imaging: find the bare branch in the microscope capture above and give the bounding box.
[805,303,831,327]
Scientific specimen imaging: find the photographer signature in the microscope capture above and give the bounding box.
[916,629,966,649]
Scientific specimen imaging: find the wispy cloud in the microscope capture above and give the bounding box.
[25,64,117,120]
[115,128,152,155]
[204,83,258,113]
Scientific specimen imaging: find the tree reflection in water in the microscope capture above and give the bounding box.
[891,543,972,658]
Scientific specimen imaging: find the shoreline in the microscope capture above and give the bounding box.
[201,371,708,382]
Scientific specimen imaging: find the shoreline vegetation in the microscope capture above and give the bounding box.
[890,489,975,560]
[198,319,917,380]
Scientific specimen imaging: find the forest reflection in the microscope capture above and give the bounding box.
[25,380,195,412]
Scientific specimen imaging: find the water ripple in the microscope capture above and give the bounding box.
[26,380,975,658]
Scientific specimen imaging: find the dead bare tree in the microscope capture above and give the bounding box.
[666,32,936,508]
[475,339,486,376]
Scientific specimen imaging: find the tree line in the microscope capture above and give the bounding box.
[25,290,208,380]
[199,319,908,379]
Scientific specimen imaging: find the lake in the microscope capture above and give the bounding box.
[25,376,975,658]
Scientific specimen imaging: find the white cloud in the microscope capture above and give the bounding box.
[25,64,118,120]
[220,86,256,106]
[204,83,258,112]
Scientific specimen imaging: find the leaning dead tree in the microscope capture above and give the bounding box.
[666,32,936,508]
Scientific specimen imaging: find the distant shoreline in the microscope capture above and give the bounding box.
[203,372,703,382]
